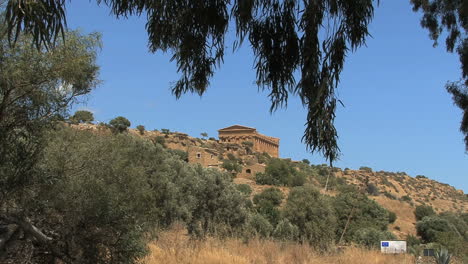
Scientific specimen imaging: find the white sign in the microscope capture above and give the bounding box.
[380,240,407,254]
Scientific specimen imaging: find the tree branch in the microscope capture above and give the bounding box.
[0,214,72,262]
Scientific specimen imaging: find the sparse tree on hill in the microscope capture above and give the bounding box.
[136,124,145,135]
[415,205,436,221]
[201,132,208,139]
[70,110,94,124]
[109,116,131,133]
[366,183,379,196]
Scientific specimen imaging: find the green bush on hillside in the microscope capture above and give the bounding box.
[109,116,131,133]
[236,184,253,196]
[247,213,273,238]
[273,219,299,241]
[70,110,94,124]
[154,135,166,147]
[353,228,396,249]
[253,188,284,226]
[415,205,436,221]
[187,167,250,238]
[359,166,373,172]
[366,183,379,196]
[222,159,242,176]
[417,216,454,243]
[255,158,306,187]
[283,185,336,250]
[167,149,188,161]
[333,190,391,243]
[136,125,145,135]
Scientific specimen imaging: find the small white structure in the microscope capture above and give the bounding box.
[380,240,407,254]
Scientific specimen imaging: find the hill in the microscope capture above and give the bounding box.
[72,122,467,239]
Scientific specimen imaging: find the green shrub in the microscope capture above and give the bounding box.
[406,234,421,247]
[383,191,397,200]
[255,152,271,164]
[284,185,336,249]
[154,136,166,147]
[366,183,379,196]
[359,166,373,172]
[401,195,412,202]
[247,213,273,238]
[187,167,250,238]
[255,172,272,185]
[253,188,284,226]
[70,110,94,124]
[302,159,310,165]
[273,219,299,241]
[109,116,131,133]
[255,158,306,187]
[236,184,252,196]
[253,188,284,206]
[222,159,242,175]
[388,211,397,224]
[136,125,145,135]
[289,171,307,187]
[264,158,294,185]
[333,190,391,242]
[167,149,188,161]
[227,153,236,161]
[416,216,454,243]
[242,141,254,147]
[434,232,466,257]
[415,205,436,221]
[353,228,396,249]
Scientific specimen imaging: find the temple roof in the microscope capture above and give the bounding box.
[218,125,257,132]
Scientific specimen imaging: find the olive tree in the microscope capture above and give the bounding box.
[109,116,131,133]
[283,185,337,249]
[333,190,391,243]
[70,110,94,123]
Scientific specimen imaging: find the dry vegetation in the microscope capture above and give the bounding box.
[373,196,417,238]
[140,227,415,264]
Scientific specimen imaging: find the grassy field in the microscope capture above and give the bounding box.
[140,228,415,264]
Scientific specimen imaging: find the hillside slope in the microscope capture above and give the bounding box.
[73,123,467,238]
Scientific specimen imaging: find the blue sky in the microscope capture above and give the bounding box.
[66,1,467,192]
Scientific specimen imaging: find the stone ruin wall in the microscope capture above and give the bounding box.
[218,129,279,158]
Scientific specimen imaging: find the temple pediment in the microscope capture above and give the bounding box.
[218,125,257,132]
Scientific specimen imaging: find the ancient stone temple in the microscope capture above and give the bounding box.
[218,125,280,158]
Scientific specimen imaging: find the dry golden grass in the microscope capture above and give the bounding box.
[140,228,415,264]
[373,196,417,238]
